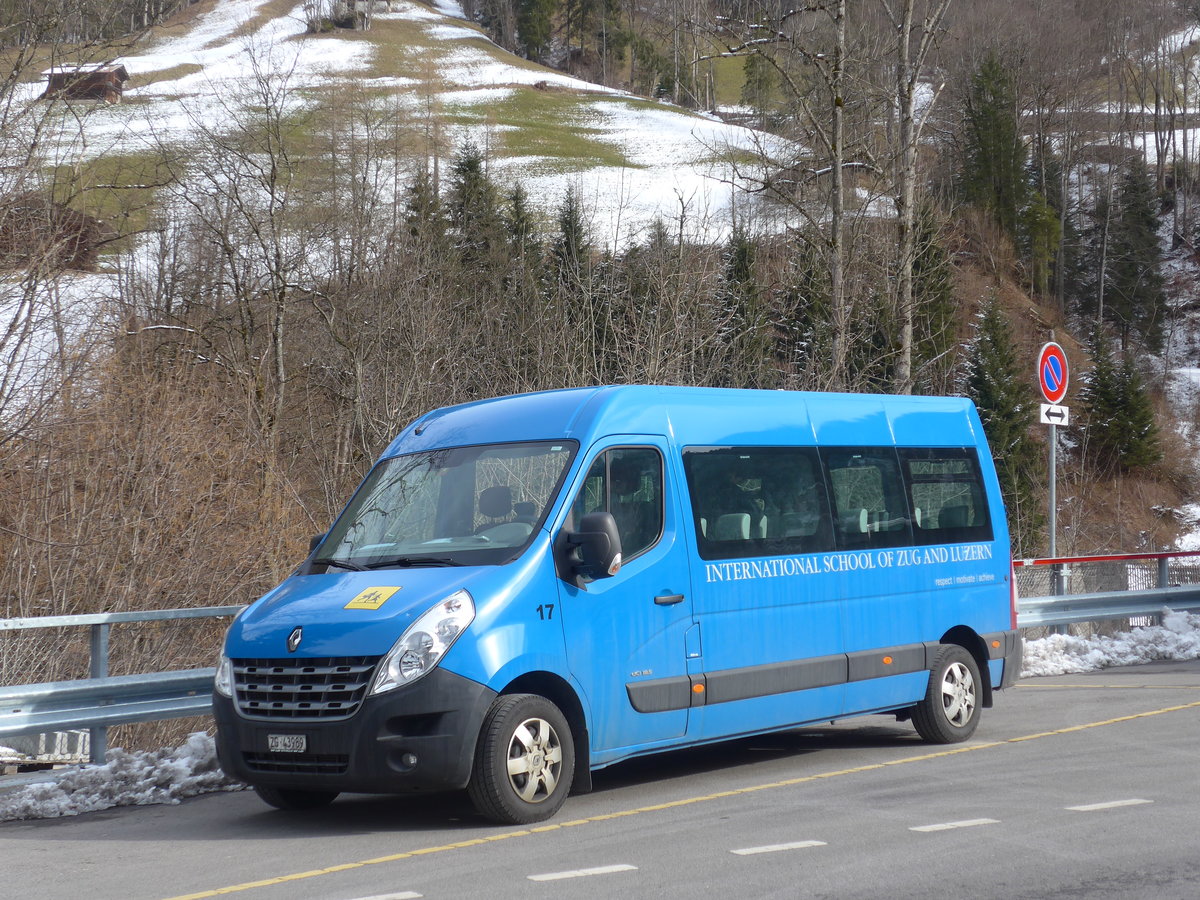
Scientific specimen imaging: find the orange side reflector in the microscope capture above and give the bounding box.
[882,656,893,665]
[992,640,1001,649]
[692,684,705,694]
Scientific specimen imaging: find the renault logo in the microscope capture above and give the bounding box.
[287,626,303,653]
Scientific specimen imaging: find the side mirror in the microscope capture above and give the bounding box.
[568,511,623,580]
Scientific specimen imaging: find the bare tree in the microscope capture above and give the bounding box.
[149,42,318,448]
[1,0,131,447]
[876,0,953,394]
[709,2,893,388]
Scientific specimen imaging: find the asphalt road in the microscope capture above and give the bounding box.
[3,661,1199,900]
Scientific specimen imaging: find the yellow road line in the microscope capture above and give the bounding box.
[163,699,1200,900]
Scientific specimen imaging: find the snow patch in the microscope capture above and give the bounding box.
[1021,609,1200,676]
[1176,504,1200,550]
[428,0,468,19]
[0,732,244,822]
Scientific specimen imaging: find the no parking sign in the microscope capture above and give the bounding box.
[1038,342,1069,405]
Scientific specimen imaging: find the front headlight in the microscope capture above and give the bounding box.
[371,589,475,694]
[214,654,234,697]
[213,606,248,698]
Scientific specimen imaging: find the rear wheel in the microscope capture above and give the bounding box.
[468,693,574,824]
[254,786,339,811]
[911,644,981,743]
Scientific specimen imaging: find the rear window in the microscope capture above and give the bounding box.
[899,448,993,545]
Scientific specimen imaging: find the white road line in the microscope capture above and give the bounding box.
[527,864,638,882]
[731,840,827,856]
[1066,799,1153,812]
[910,818,1000,833]
[342,893,422,900]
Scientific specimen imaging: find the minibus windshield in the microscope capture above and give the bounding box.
[312,441,577,570]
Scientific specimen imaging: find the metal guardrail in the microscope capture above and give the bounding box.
[3,560,1200,770]
[1014,550,1200,629]
[0,606,242,763]
[1018,585,1200,628]
[0,669,215,736]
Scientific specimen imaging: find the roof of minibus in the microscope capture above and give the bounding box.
[379,386,986,458]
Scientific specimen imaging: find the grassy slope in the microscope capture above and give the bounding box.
[16,0,758,249]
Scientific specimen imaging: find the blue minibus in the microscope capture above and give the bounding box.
[214,386,1022,823]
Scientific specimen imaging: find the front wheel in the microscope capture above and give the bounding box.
[467,693,575,824]
[254,785,339,810]
[911,644,981,743]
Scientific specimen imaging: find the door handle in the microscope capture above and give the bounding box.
[654,593,685,606]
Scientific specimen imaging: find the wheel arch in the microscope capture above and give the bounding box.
[938,625,993,708]
[500,670,592,793]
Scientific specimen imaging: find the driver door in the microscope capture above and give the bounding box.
[555,439,695,756]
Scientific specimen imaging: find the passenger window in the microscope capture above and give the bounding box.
[569,448,663,560]
[899,448,993,544]
[822,448,913,549]
[683,447,834,560]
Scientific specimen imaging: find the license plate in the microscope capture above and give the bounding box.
[268,734,306,753]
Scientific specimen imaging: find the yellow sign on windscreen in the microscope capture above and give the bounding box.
[344,586,401,610]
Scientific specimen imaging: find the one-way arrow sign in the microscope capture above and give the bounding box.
[1040,403,1070,426]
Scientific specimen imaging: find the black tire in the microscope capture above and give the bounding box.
[467,693,575,825]
[911,644,982,744]
[253,785,339,811]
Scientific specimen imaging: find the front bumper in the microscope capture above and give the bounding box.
[214,668,497,794]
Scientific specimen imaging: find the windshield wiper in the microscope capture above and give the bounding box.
[312,557,366,571]
[365,556,463,569]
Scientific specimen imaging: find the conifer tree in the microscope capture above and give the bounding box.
[552,186,591,288]
[1079,330,1162,473]
[446,140,502,266]
[403,165,446,242]
[1105,156,1166,351]
[960,53,1026,240]
[501,182,544,304]
[517,0,556,59]
[719,226,776,389]
[505,183,541,264]
[1114,356,1162,470]
[776,242,834,389]
[911,205,957,395]
[1073,185,1111,323]
[1034,152,1081,312]
[563,0,598,70]
[550,186,602,377]
[740,53,776,130]
[1021,190,1061,300]
[963,295,1044,553]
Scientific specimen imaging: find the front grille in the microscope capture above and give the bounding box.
[244,752,349,775]
[232,656,380,720]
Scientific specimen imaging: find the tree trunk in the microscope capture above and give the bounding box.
[886,0,952,395]
[828,0,847,388]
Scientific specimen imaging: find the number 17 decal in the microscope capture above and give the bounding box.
[536,604,555,620]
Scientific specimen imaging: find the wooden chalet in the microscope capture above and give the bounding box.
[41,63,129,104]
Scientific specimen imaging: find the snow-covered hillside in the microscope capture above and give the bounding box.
[16,0,778,246]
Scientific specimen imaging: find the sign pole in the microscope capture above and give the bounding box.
[1048,422,1056,561]
[1048,423,1063,597]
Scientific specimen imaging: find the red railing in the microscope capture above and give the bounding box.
[1013,550,1200,567]
[1013,549,1200,600]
